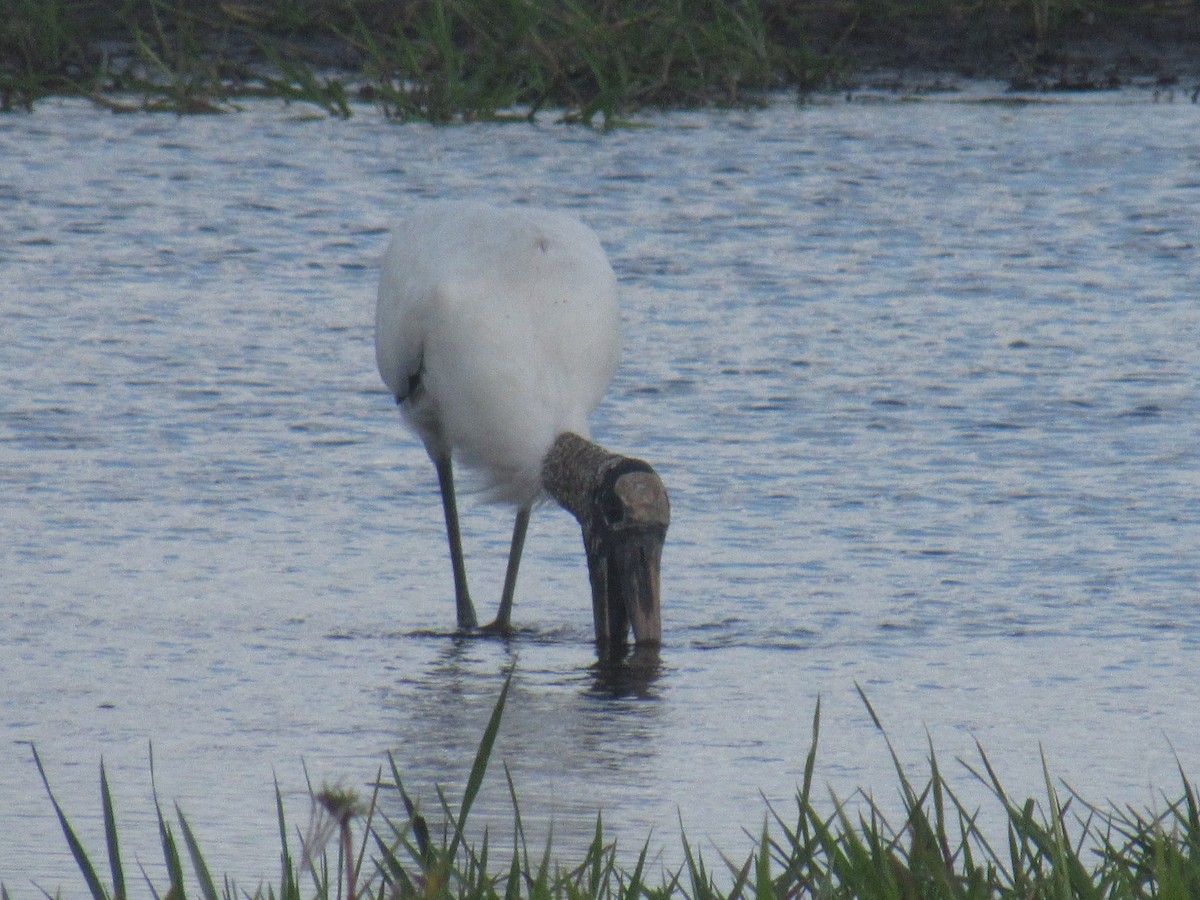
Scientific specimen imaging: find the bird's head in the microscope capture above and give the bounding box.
[583,460,669,652]
[541,433,670,654]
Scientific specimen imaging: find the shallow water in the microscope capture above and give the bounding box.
[2,90,1198,893]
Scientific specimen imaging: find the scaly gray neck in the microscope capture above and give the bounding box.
[541,432,635,521]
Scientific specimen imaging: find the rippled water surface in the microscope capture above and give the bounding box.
[2,91,1198,893]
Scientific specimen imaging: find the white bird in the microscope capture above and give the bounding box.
[375,201,669,650]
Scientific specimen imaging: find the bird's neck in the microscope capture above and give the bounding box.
[541,433,618,521]
[542,432,661,521]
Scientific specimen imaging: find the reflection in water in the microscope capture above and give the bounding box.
[376,634,666,861]
[587,646,663,700]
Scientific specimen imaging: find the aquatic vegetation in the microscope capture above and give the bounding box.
[0,0,810,120]
[15,674,1200,898]
[1,1,1194,117]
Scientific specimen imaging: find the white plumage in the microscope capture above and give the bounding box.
[376,201,620,505]
[376,201,669,650]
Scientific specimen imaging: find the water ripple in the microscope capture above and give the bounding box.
[2,95,1199,891]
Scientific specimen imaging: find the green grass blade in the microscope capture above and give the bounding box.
[175,805,219,900]
[585,813,605,896]
[756,818,776,899]
[624,837,652,900]
[724,850,751,900]
[99,760,127,900]
[801,696,820,811]
[30,745,110,900]
[148,746,187,899]
[504,848,521,900]
[532,825,553,898]
[390,751,431,864]
[448,665,513,862]
[502,762,524,900]
[354,766,384,895]
[679,812,716,900]
[273,774,299,900]
[854,681,884,733]
[504,761,532,874]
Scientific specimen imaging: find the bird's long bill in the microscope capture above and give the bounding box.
[585,527,665,652]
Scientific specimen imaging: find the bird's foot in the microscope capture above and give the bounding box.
[478,617,515,637]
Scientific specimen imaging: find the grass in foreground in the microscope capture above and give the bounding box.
[13,673,1200,899]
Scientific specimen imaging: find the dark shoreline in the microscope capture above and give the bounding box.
[4,1,1199,116]
[822,28,1200,95]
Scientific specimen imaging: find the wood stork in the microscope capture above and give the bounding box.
[375,201,669,651]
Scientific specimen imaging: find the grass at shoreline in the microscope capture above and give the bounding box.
[12,675,1200,899]
[2,0,1197,120]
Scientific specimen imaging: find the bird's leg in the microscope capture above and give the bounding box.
[483,505,531,634]
[434,453,478,631]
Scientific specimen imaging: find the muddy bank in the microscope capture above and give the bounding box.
[786,4,1200,93]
